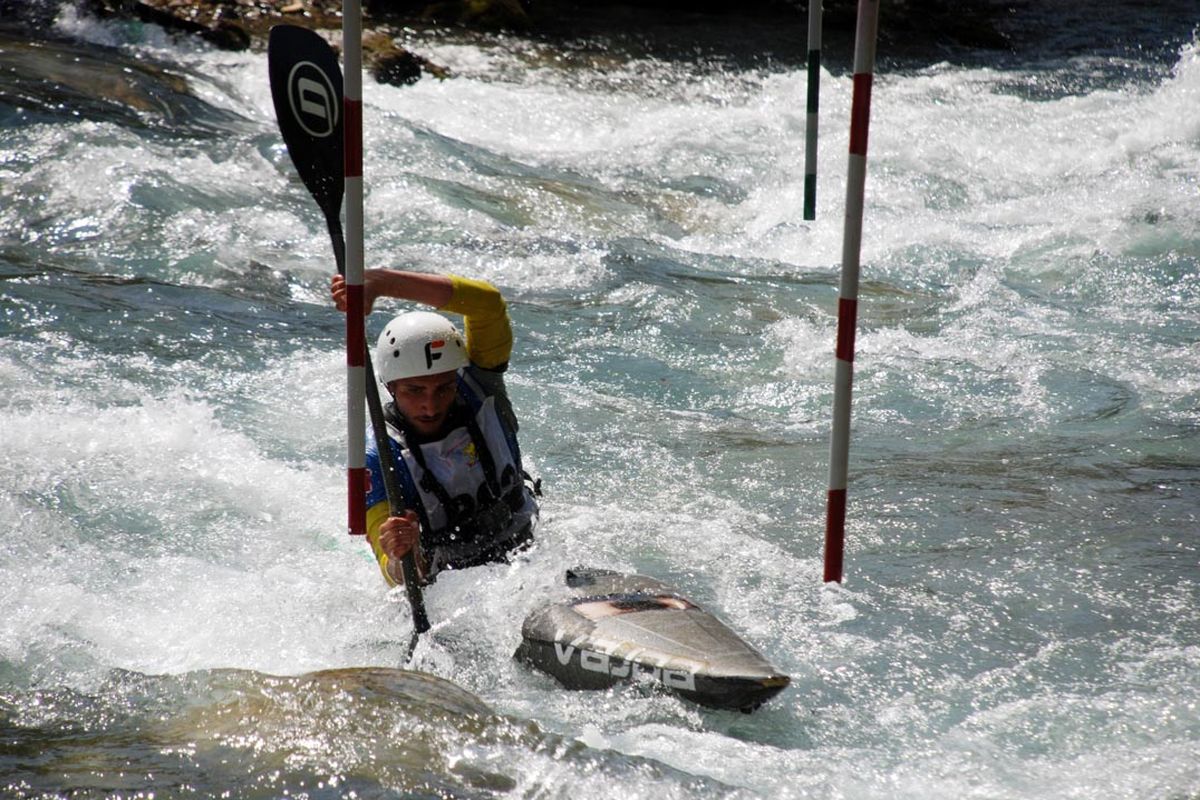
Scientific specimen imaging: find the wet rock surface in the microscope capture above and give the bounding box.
[21,0,1022,87]
[74,0,453,84]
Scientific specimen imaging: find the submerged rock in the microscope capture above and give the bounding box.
[365,29,451,85]
[0,667,521,798]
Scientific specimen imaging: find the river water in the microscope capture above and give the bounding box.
[2,4,1198,798]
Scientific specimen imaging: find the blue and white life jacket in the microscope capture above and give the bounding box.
[365,369,538,574]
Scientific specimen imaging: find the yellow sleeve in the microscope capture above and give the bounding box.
[365,500,398,587]
[439,275,512,369]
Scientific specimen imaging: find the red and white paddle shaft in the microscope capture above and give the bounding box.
[824,0,880,583]
[344,0,367,536]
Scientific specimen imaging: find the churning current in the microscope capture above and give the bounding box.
[1,4,1198,798]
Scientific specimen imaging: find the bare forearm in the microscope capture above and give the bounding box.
[331,270,512,368]
[370,271,512,367]
[368,269,454,308]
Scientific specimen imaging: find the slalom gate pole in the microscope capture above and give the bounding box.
[803,0,822,220]
[344,0,367,537]
[339,7,429,636]
[824,0,880,583]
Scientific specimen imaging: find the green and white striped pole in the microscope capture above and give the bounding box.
[803,0,822,220]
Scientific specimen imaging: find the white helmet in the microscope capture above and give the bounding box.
[375,311,469,385]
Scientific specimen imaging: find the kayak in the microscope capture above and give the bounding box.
[514,568,790,712]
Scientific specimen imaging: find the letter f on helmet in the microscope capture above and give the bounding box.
[424,339,446,369]
[376,312,469,384]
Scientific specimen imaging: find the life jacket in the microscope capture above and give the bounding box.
[365,368,538,576]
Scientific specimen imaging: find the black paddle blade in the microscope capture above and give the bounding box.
[268,25,344,227]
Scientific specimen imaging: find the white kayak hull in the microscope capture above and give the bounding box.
[515,568,790,712]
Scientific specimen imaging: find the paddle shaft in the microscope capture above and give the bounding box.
[342,2,429,631]
[268,24,429,634]
[327,222,430,632]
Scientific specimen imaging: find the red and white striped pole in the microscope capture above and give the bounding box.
[824,0,880,583]
[344,0,367,536]
[803,0,822,220]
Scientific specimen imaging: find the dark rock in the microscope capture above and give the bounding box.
[372,49,424,84]
[425,0,531,28]
[80,0,252,51]
[200,20,253,50]
[365,31,452,84]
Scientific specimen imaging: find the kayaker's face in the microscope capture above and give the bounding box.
[389,372,458,437]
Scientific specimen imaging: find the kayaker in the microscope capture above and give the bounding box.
[331,269,538,586]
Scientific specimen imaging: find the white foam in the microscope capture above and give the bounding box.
[4,24,1198,800]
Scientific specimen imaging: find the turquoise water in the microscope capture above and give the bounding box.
[2,5,1198,798]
